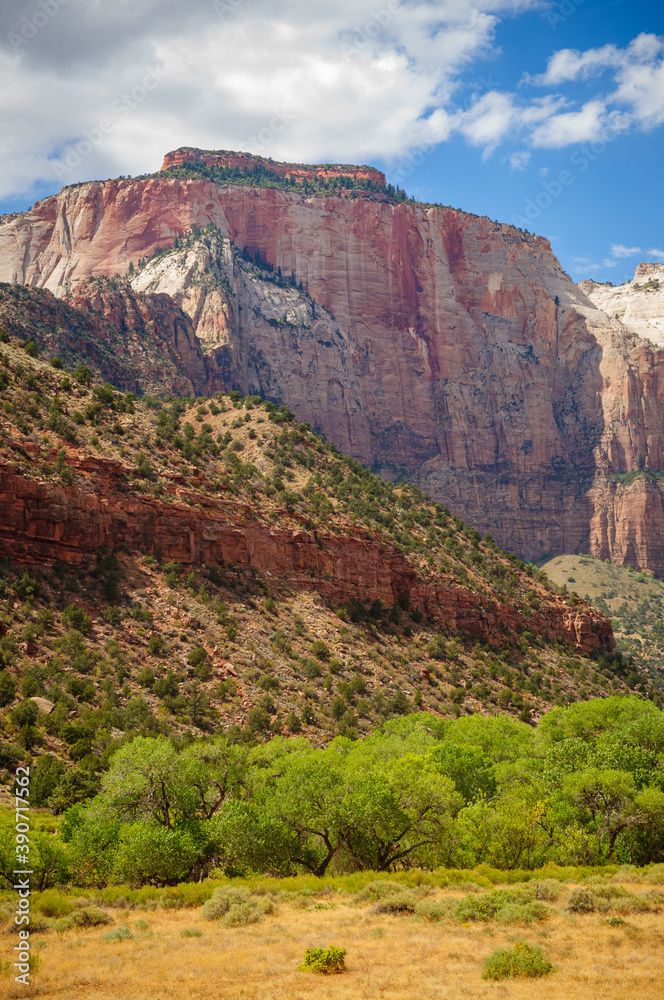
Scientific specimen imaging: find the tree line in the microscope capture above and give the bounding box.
[2,696,664,889]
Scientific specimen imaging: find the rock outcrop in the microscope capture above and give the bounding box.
[581,264,664,347]
[1,152,664,572]
[161,146,387,187]
[0,455,613,654]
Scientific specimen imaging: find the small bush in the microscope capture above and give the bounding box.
[61,604,92,634]
[103,926,133,942]
[68,907,113,928]
[644,864,664,885]
[415,899,454,922]
[372,891,417,915]
[495,901,552,924]
[297,945,346,974]
[355,881,405,903]
[181,927,203,937]
[482,942,554,981]
[567,889,595,913]
[34,892,75,919]
[200,886,272,926]
[311,640,331,662]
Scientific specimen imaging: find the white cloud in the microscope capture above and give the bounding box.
[648,248,664,261]
[530,99,608,147]
[611,244,641,258]
[530,33,664,138]
[509,150,530,170]
[1,3,664,203]
[0,0,543,200]
[530,44,623,86]
[602,259,617,268]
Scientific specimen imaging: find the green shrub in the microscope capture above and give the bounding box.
[373,891,417,914]
[33,891,75,919]
[644,864,664,885]
[0,673,16,707]
[66,907,113,928]
[567,888,596,913]
[311,640,331,662]
[482,942,554,981]
[61,604,92,634]
[495,901,552,924]
[297,945,346,974]
[200,886,273,926]
[355,881,405,903]
[181,927,203,937]
[103,926,133,942]
[414,899,453,922]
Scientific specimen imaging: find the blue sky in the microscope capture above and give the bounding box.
[377,0,664,284]
[1,0,662,285]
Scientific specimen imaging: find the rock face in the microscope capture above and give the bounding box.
[0,455,613,654]
[1,153,664,571]
[0,279,208,397]
[161,146,387,187]
[581,264,664,347]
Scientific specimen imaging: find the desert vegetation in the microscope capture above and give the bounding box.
[1,865,664,998]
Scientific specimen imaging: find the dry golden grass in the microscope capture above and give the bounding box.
[3,889,664,1000]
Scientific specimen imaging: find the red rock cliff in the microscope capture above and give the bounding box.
[0,456,612,654]
[1,154,663,572]
[160,147,386,186]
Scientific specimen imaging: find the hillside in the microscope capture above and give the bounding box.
[2,150,664,573]
[542,553,664,686]
[1,327,654,811]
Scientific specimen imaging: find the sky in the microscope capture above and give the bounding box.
[0,0,662,284]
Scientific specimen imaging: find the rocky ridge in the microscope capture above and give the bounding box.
[4,331,655,796]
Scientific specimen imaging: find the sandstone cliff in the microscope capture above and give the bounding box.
[581,263,664,347]
[1,151,664,572]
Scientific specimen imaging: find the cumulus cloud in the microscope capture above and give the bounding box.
[648,248,664,261]
[531,33,664,135]
[1,2,664,203]
[0,0,542,200]
[611,244,642,258]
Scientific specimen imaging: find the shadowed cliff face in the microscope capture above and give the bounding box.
[2,164,664,571]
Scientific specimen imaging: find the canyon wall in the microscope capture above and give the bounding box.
[1,150,664,571]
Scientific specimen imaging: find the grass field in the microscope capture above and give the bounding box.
[3,878,664,1000]
[541,554,664,687]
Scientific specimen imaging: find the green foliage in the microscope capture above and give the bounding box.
[311,640,331,662]
[201,885,271,925]
[297,945,346,974]
[0,672,16,707]
[103,926,133,942]
[482,942,554,980]
[61,603,92,634]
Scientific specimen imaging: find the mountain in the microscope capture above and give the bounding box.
[2,148,664,573]
[3,328,652,797]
